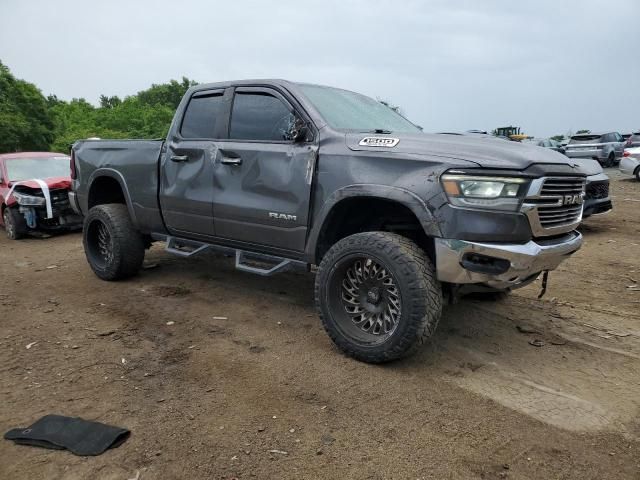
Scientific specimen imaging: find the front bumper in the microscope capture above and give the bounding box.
[583,199,612,217]
[68,191,82,216]
[435,231,582,290]
[583,173,612,218]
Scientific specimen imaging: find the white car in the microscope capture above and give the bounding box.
[620,147,640,181]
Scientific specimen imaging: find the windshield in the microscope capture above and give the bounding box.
[299,84,421,133]
[5,156,70,182]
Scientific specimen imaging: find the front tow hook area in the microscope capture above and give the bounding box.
[434,231,582,289]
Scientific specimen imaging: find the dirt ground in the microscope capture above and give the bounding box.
[1,170,639,480]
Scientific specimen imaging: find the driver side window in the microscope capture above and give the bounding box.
[229,92,296,142]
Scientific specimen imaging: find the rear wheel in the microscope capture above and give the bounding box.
[315,232,442,363]
[604,153,615,168]
[3,207,27,240]
[83,204,145,280]
[635,167,640,182]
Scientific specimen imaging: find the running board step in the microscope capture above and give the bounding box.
[165,236,210,257]
[235,251,295,276]
[159,235,306,276]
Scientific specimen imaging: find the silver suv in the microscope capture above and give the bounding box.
[564,132,624,167]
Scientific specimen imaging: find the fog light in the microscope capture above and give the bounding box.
[460,253,511,275]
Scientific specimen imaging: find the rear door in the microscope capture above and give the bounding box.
[159,88,229,236]
[211,86,316,252]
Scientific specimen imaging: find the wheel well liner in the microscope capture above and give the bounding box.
[88,176,126,209]
[311,194,438,264]
[86,170,138,225]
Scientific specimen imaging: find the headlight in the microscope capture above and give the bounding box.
[13,192,46,206]
[441,173,529,211]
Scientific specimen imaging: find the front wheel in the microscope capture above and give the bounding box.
[315,232,442,363]
[3,207,27,240]
[83,204,145,280]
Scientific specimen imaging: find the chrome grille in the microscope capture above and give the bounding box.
[540,178,585,196]
[537,204,583,228]
[522,177,586,237]
[537,178,585,228]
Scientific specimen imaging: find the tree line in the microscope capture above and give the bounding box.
[0,60,196,154]
[1,59,586,153]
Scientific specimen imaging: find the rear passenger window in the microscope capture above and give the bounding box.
[230,92,296,141]
[181,93,225,138]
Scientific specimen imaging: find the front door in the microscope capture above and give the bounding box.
[212,87,316,252]
[159,88,227,237]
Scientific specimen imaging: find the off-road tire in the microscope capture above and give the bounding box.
[315,232,442,363]
[3,206,27,240]
[83,203,145,280]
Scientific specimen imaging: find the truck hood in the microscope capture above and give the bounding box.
[346,132,579,171]
[8,176,71,190]
[576,159,604,176]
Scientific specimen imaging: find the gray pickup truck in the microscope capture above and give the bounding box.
[70,79,586,363]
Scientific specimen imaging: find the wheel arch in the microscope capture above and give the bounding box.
[306,185,442,264]
[86,169,138,226]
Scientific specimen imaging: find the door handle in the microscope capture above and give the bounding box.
[170,155,189,163]
[221,156,242,166]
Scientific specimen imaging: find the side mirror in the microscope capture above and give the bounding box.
[291,116,310,143]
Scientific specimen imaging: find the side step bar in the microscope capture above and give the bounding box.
[235,251,297,276]
[165,236,210,257]
[154,234,307,277]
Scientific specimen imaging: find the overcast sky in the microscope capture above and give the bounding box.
[1,0,638,137]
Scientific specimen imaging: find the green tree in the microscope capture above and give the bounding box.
[0,60,55,153]
[550,134,565,142]
[99,95,122,109]
[0,61,197,152]
[137,77,197,109]
[576,129,591,134]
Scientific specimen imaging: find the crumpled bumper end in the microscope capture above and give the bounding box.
[435,231,583,290]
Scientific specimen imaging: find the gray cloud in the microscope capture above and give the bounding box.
[1,0,638,136]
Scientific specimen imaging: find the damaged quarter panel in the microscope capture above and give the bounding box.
[73,139,165,233]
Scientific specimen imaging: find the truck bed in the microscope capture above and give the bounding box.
[72,139,165,233]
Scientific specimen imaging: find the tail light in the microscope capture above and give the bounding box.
[623,150,630,157]
[70,150,77,179]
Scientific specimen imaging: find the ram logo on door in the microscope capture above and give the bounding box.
[269,212,297,221]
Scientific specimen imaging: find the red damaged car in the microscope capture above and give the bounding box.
[0,152,82,240]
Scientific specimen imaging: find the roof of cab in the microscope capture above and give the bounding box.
[191,79,297,91]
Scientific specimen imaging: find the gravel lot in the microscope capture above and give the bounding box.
[1,169,639,479]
